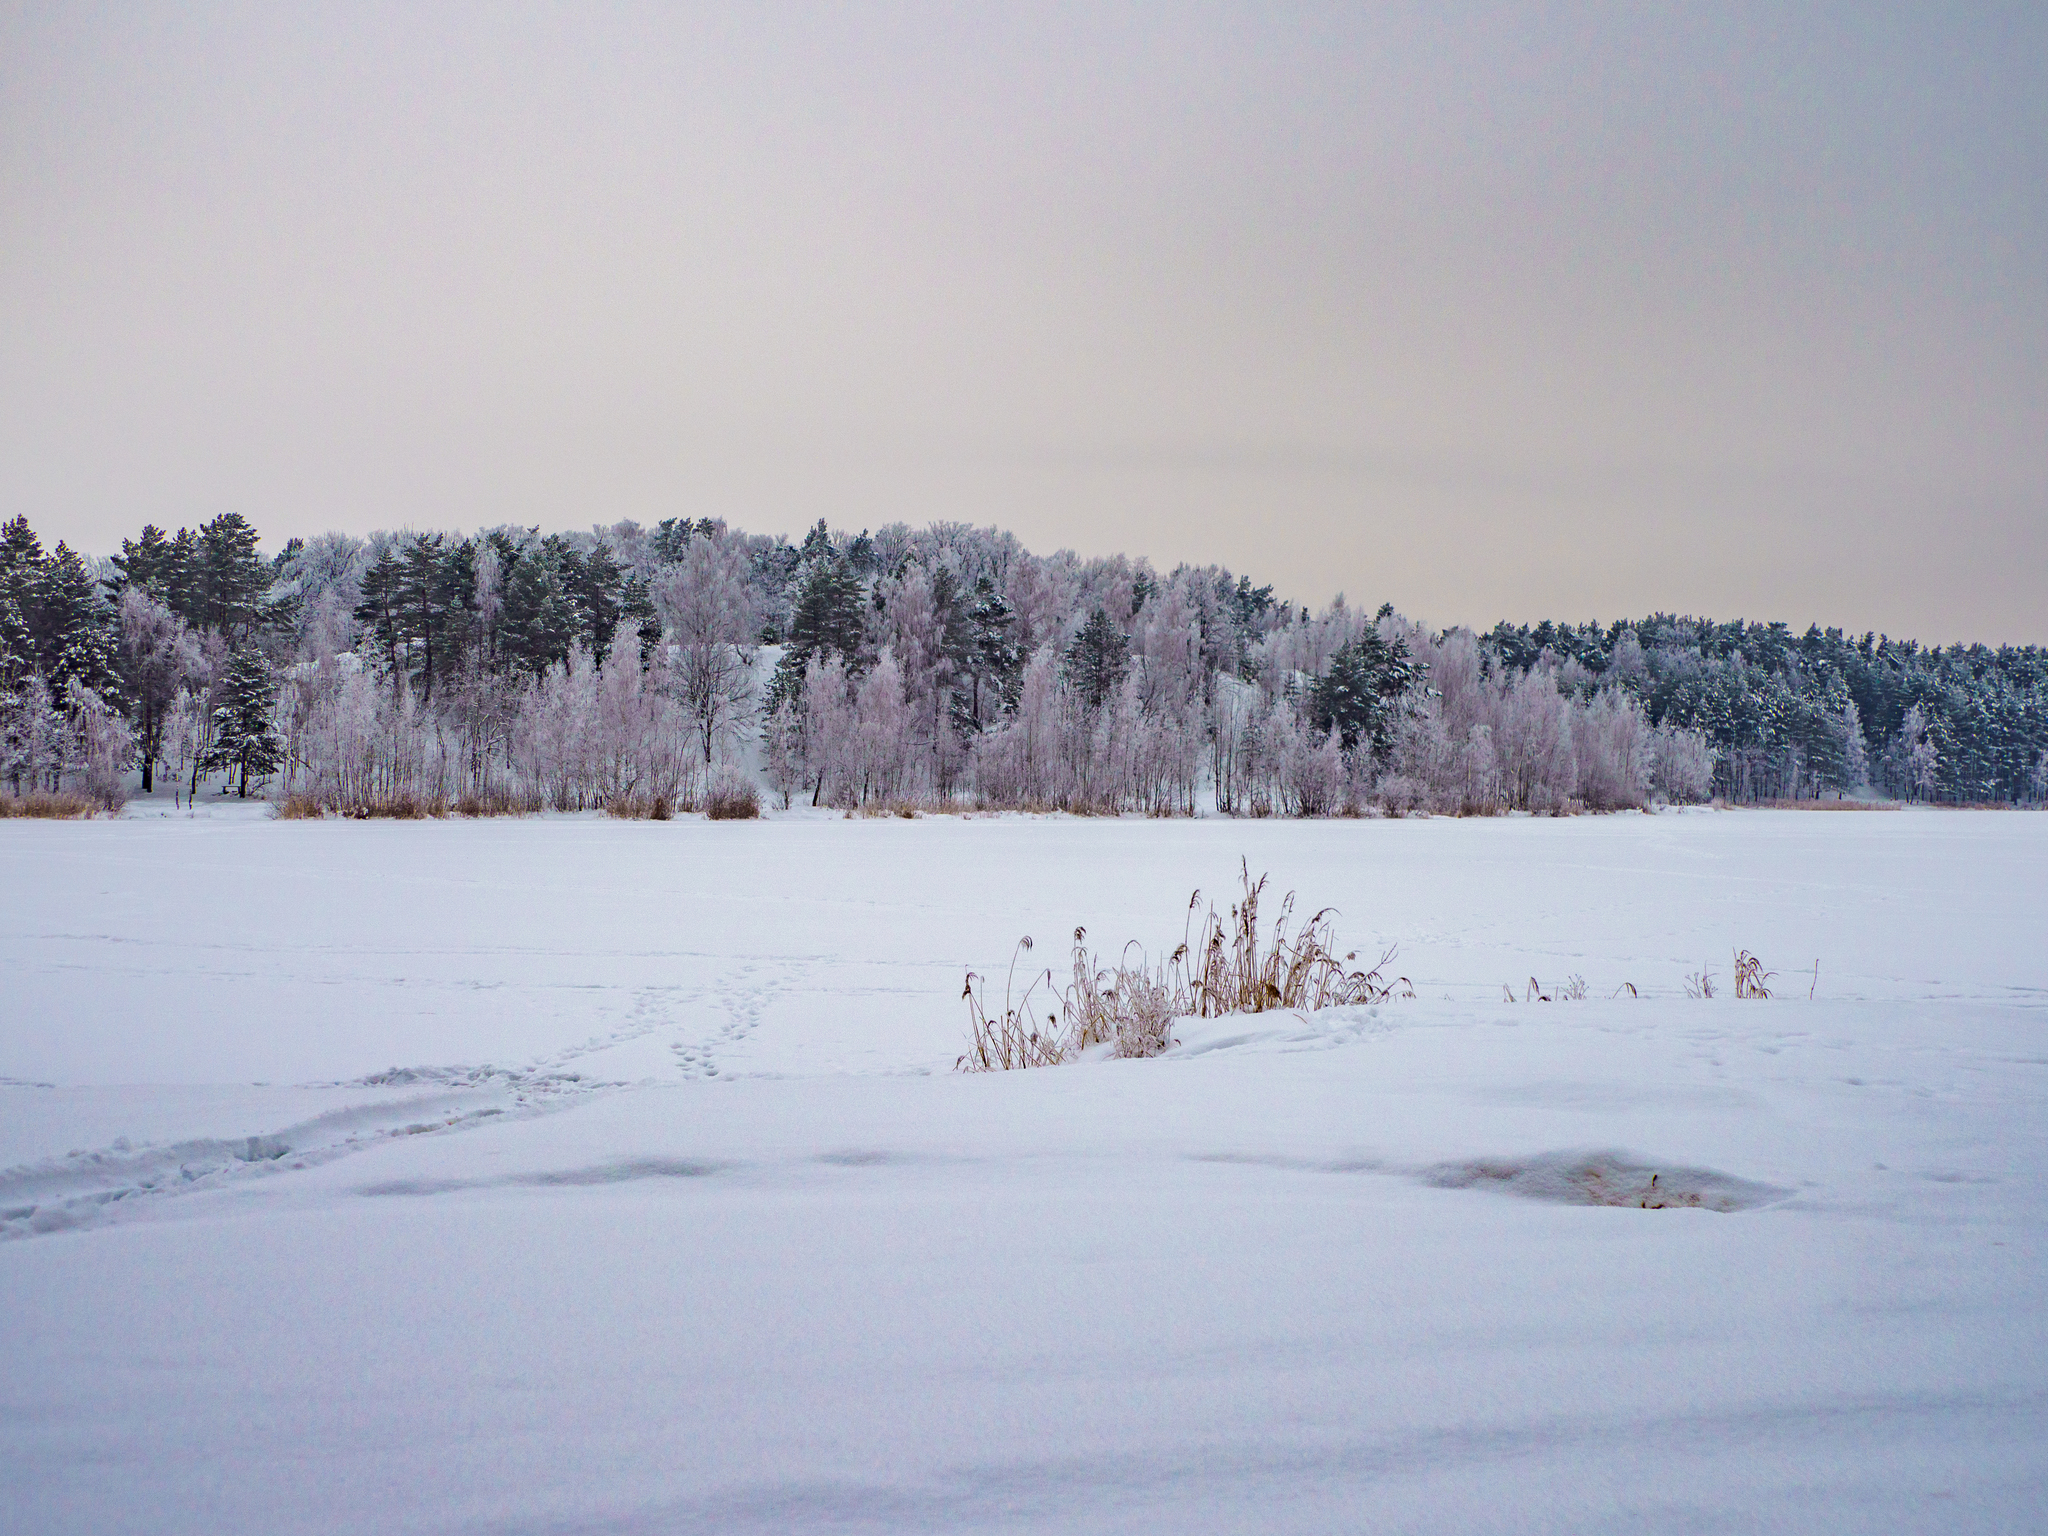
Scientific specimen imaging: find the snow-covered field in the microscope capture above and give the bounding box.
[3,807,2045,1534]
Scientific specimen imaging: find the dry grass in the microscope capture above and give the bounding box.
[0,790,99,819]
[274,794,326,819]
[960,863,1407,1072]
[1504,974,1592,1002]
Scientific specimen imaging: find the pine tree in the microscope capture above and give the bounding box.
[1064,607,1129,710]
[498,547,576,676]
[355,545,406,684]
[768,557,867,709]
[36,542,124,705]
[395,533,477,704]
[111,524,183,602]
[0,517,42,691]
[0,521,122,711]
[567,542,625,656]
[200,649,282,798]
[1309,627,1419,758]
[196,513,270,637]
[963,575,1020,726]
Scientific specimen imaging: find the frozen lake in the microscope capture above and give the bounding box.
[4,807,2045,1533]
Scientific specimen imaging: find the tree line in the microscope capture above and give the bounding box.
[1,509,2041,814]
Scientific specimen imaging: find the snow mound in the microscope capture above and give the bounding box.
[1420,1150,1789,1212]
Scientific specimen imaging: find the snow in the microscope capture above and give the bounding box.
[3,807,2045,1532]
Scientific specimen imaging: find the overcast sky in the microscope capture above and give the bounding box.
[3,3,2043,640]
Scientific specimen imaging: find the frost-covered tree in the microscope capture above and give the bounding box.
[1,675,66,795]
[118,589,202,791]
[650,535,758,768]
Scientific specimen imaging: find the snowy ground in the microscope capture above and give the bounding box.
[3,807,2045,1533]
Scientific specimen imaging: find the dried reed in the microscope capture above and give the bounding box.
[0,790,98,819]
[1733,949,1774,999]
[959,863,1407,1071]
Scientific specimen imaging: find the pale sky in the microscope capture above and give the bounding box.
[3,3,2044,640]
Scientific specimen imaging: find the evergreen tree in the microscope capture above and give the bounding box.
[200,648,282,797]
[196,513,270,637]
[0,521,122,710]
[651,518,695,564]
[111,524,185,604]
[0,517,43,690]
[1309,627,1419,758]
[847,529,877,575]
[166,528,203,623]
[354,545,406,683]
[497,547,575,676]
[1064,607,1129,709]
[36,542,124,706]
[392,533,477,704]
[562,541,624,656]
[768,557,867,708]
[961,575,1021,727]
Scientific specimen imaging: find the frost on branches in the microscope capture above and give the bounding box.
[7,508,2043,815]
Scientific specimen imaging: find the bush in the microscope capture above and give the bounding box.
[704,770,760,820]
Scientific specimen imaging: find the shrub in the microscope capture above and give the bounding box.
[705,769,760,820]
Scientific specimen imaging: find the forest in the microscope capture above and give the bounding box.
[2,511,2043,816]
